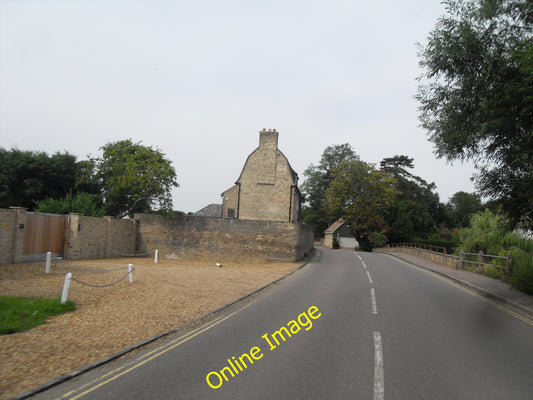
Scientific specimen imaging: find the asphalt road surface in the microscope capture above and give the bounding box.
[31,248,533,400]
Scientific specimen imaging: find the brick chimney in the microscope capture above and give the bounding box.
[259,128,279,148]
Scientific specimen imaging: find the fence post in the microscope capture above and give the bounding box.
[128,264,134,283]
[478,251,484,274]
[154,249,158,264]
[506,253,512,277]
[60,273,72,304]
[459,250,465,269]
[45,251,52,274]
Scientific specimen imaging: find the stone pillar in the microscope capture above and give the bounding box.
[12,207,26,263]
[0,207,27,263]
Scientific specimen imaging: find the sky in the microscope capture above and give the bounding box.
[0,0,477,213]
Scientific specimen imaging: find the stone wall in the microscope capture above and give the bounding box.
[323,232,334,248]
[1,207,313,263]
[135,213,314,262]
[65,214,136,260]
[374,246,460,269]
[0,208,26,263]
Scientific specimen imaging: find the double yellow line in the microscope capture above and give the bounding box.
[58,301,256,400]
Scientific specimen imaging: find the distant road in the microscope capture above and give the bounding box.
[32,248,533,400]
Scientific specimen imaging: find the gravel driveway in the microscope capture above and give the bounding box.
[0,257,302,399]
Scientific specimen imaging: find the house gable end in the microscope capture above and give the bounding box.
[222,129,303,222]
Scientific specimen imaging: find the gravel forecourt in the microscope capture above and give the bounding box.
[0,257,304,399]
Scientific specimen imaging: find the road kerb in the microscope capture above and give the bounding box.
[385,253,533,322]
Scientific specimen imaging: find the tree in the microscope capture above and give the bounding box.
[75,157,101,195]
[416,0,533,227]
[301,144,358,237]
[0,148,77,210]
[97,140,179,218]
[380,155,442,242]
[326,159,398,250]
[446,191,483,228]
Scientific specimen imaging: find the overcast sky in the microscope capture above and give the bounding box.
[0,0,476,213]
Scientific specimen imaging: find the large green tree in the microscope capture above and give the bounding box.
[416,0,533,226]
[301,144,358,237]
[0,148,77,210]
[446,191,483,228]
[75,157,101,195]
[326,159,398,250]
[97,140,179,218]
[380,155,443,242]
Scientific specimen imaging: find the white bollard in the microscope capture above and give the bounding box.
[61,273,72,304]
[128,264,134,283]
[45,252,52,274]
[154,249,158,264]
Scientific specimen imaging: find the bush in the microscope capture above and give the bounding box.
[369,231,388,249]
[35,192,106,217]
[331,233,340,249]
[457,210,533,293]
[508,247,533,295]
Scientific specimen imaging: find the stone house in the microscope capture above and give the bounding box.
[323,219,359,249]
[221,129,304,222]
[0,130,313,263]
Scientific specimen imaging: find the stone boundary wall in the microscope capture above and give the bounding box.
[66,214,136,260]
[135,213,314,262]
[374,246,460,269]
[0,208,314,263]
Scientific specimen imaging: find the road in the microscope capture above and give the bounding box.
[31,248,533,400]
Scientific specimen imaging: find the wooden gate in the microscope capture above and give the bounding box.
[23,213,68,257]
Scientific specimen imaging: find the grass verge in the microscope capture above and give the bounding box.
[0,296,75,334]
